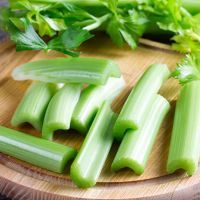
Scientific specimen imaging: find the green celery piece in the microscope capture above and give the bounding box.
[113,64,170,141]
[182,0,200,14]
[0,126,77,173]
[42,84,82,141]
[167,80,200,176]
[12,57,121,85]
[70,102,117,188]
[11,82,57,131]
[112,95,170,174]
[71,76,125,134]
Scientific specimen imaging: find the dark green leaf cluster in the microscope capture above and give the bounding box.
[2,17,93,57]
[103,0,148,48]
[135,0,200,53]
[1,0,200,57]
[1,0,148,55]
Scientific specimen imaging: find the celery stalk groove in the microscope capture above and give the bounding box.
[112,95,170,174]
[42,84,82,141]
[11,82,57,131]
[113,64,170,141]
[12,58,121,85]
[70,102,117,188]
[167,81,200,176]
[71,76,125,134]
[0,126,77,173]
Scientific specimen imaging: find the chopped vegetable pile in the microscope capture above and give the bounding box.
[1,0,200,190]
[0,57,173,188]
[0,55,200,188]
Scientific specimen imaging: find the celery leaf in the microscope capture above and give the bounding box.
[172,53,200,84]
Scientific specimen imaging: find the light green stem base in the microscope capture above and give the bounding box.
[167,81,200,176]
[70,102,117,188]
[113,64,170,141]
[0,126,77,173]
[112,95,170,174]
[11,82,57,131]
[42,84,82,141]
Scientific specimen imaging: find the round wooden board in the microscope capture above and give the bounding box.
[1,35,198,199]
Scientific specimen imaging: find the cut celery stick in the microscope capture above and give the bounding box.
[0,126,77,173]
[12,57,121,85]
[167,81,200,176]
[11,82,57,131]
[70,102,117,188]
[71,76,125,134]
[42,84,82,141]
[112,95,170,174]
[113,64,170,141]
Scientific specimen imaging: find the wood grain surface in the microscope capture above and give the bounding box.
[0,35,198,200]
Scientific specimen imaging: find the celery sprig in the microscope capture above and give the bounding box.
[172,53,200,85]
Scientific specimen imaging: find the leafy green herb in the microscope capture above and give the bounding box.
[48,26,93,57]
[171,53,200,85]
[102,0,148,48]
[137,0,200,53]
[2,0,200,55]
[5,18,93,56]
[8,18,48,51]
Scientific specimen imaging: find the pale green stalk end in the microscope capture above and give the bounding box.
[0,125,77,173]
[11,82,57,131]
[71,76,125,134]
[42,84,82,140]
[70,102,117,188]
[113,64,170,141]
[112,95,170,174]
[12,57,121,85]
[167,80,200,176]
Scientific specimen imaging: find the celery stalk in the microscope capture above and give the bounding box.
[11,0,200,15]
[113,64,170,141]
[112,95,170,174]
[24,0,137,5]
[71,76,125,134]
[42,84,82,141]
[70,102,117,188]
[0,126,77,173]
[182,0,200,14]
[167,81,200,176]
[11,82,57,131]
[12,58,121,85]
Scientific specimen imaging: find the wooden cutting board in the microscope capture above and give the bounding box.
[0,35,199,200]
